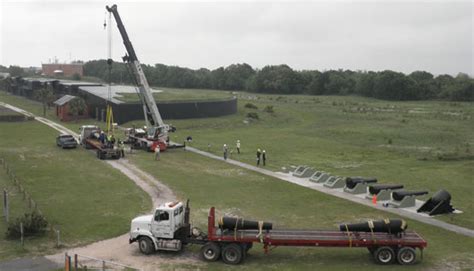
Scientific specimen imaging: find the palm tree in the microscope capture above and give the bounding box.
[68,97,87,122]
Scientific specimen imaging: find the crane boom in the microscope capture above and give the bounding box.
[106,4,165,130]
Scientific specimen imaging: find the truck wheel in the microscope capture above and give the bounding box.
[374,246,395,265]
[397,247,416,265]
[221,243,243,265]
[138,237,154,255]
[201,242,221,262]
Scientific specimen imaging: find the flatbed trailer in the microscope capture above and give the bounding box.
[197,207,427,265]
[84,138,121,160]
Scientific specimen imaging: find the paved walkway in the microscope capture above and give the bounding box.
[185,146,474,238]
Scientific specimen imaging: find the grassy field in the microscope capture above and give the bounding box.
[155,93,474,229]
[129,150,474,270]
[0,120,151,260]
[117,87,234,103]
[1,89,473,269]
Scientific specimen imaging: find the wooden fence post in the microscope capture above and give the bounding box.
[56,228,61,248]
[3,189,8,223]
[20,222,24,246]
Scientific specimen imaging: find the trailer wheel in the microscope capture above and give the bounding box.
[201,242,220,262]
[397,247,416,265]
[374,246,395,265]
[138,237,154,255]
[221,243,243,265]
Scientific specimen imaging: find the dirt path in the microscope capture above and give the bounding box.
[0,102,201,270]
[44,158,202,271]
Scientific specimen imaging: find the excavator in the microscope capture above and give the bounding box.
[106,4,179,152]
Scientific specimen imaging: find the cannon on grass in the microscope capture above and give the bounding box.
[344,177,378,194]
[385,190,428,208]
[417,189,455,216]
[365,184,404,201]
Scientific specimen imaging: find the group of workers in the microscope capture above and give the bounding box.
[98,131,125,157]
[222,140,268,166]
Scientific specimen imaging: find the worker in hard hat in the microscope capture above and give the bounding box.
[256,148,261,166]
[223,144,228,160]
[99,131,106,145]
[119,140,125,157]
[236,140,241,154]
[154,145,161,161]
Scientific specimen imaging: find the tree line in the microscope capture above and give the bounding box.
[3,62,472,101]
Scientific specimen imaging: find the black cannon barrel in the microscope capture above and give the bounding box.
[339,219,407,234]
[392,190,428,201]
[345,177,378,189]
[368,184,404,195]
[417,189,454,216]
[219,217,272,231]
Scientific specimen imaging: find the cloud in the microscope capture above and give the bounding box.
[0,0,472,75]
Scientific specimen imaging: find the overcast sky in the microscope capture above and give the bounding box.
[0,0,472,75]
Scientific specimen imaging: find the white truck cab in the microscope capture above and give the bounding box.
[129,201,188,254]
[79,125,99,145]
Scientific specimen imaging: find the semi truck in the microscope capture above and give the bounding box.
[79,125,121,160]
[129,201,427,265]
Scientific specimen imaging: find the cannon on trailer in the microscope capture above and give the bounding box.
[128,201,427,266]
[344,177,378,194]
[365,184,404,201]
[385,190,428,208]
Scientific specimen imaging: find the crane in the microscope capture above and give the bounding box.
[106,4,174,151]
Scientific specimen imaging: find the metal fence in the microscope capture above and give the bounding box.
[1,157,61,247]
[65,253,140,271]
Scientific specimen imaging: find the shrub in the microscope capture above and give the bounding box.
[246,112,259,120]
[244,103,258,109]
[6,211,48,239]
[388,138,393,145]
[263,105,274,113]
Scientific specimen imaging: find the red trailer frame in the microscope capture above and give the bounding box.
[203,207,427,265]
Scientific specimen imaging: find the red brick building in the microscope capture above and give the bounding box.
[42,63,83,77]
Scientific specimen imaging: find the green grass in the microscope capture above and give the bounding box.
[117,87,234,103]
[129,150,474,270]
[0,168,45,259]
[0,121,151,260]
[1,88,473,269]
[157,93,474,229]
